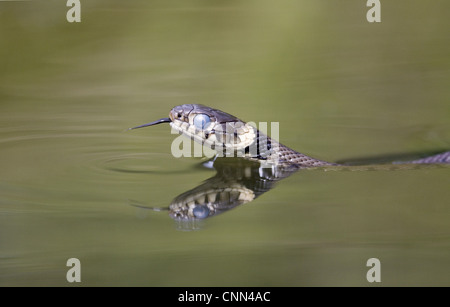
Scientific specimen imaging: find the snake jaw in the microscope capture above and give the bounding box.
[170,118,259,157]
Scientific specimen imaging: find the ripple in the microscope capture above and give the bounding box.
[92,152,191,175]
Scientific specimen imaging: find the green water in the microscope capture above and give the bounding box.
[1,0,449,286]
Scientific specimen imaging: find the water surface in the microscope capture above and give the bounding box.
[1,0,449,286]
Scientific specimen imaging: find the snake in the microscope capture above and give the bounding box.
[129,104,450,167]
[129,104,449,226]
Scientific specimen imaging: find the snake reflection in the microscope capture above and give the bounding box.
[131,157,300,229]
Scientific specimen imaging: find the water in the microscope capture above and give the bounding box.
[1,0,449,286]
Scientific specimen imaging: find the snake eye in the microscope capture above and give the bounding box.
[193,205,210,219]
[193,113,211,130]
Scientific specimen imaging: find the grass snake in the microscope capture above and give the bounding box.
[130,104,450,167]
[129,104,449,227]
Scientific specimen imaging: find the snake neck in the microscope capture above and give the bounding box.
[274,142,334,167]
[246,130,334,168]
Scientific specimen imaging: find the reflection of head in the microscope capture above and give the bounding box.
[169,183,255,220]
[135,157,299,231]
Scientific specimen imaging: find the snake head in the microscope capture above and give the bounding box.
[169,104,258,154]
[129,104,275,161]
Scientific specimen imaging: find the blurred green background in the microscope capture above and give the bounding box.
[0,0,449,286]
